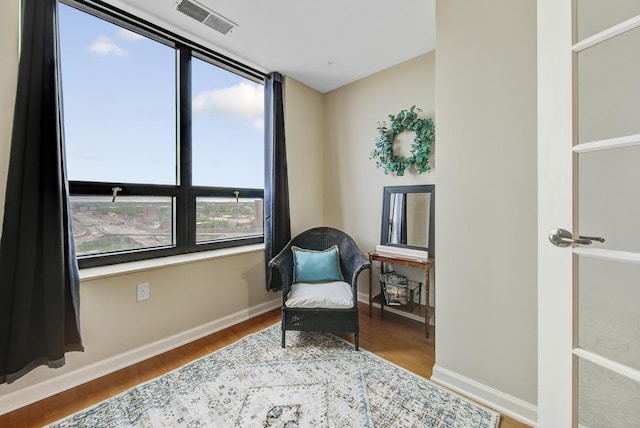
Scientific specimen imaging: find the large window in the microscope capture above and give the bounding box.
[58,1,265,268]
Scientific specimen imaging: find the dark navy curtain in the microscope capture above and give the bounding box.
[264,72,291,291]
[0,0,83,384]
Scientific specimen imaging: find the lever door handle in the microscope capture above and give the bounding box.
[549,228,605,247]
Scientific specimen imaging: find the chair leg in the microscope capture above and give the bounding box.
[282,328,286,348]
[355,332,359,351]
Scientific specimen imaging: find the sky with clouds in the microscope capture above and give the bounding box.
[58,3,264,189]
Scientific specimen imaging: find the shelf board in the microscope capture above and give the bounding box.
[372,293,434,321]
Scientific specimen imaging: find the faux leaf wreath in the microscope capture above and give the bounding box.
[370,105,435,176]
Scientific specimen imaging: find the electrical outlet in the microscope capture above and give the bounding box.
[137,282,150,301]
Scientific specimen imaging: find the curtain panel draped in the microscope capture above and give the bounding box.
[264,72,291,291]
[0,0,83,384]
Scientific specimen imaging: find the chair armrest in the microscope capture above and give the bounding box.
[350,254,369,306]
[345,253,370,287]
[341,250,370,307]
[268,245,293,295]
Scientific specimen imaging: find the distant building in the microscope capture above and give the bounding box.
[144,206,158,219]
[254,199,263,228]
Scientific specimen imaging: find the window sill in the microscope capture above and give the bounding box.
[79,244,265,281]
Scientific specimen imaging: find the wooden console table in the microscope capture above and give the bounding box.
[368,250,433,338]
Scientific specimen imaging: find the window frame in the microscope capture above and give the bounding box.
[62,0,266,269]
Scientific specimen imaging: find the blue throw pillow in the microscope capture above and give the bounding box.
[292,245,344,283]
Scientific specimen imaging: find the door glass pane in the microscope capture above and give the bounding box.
[578,145,640,253]
[577,358,640,427]
[577,27,640,144]
[577,255,640,371]
[195,197,263,243]
[191,57,264,188]
[71,196,174,255]
[59,4,177,185]
[576,0,640,41]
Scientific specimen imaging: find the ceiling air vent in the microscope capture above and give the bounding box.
[176,0,236,35]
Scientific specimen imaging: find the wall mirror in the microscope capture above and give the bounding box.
[380,185,435,256]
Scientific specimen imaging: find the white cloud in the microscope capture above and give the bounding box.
[118,28,146,41]
[193,82,263,119]
[88,36,127,57]
[252,118,264,132]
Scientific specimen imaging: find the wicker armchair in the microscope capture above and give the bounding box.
[268,227,370,350]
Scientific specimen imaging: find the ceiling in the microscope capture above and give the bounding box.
[106,0,436,93]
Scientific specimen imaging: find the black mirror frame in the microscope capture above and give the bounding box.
[380,185,435,256]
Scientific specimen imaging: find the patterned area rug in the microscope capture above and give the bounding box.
[49,325,500,427]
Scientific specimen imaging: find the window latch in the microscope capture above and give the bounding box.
[112,186,122,203]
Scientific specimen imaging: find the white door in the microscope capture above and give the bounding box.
[538,1,640,427]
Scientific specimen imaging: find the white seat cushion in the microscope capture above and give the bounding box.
[285,281,354,309]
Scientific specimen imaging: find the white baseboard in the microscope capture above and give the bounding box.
[0,298,281,416]
[360,292,536,425]
[431,365,537,427]
[357,291,371,305]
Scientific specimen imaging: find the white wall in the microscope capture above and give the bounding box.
[432,0,538,424]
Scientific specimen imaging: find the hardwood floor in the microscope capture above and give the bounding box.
[0,303,530,427]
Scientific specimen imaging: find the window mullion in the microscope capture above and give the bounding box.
[177,45,193,252]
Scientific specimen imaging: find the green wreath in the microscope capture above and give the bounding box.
[370,106,434,176]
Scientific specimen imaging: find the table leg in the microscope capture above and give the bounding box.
[368,255,373,318]
[380,261,385,318]
[425,268,430,338]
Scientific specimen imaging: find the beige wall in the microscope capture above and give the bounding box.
[0,0,19,225]
[433,0,538,414]
[283,77,326,235]
[0,250,274,399]
[324,53,436,294]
